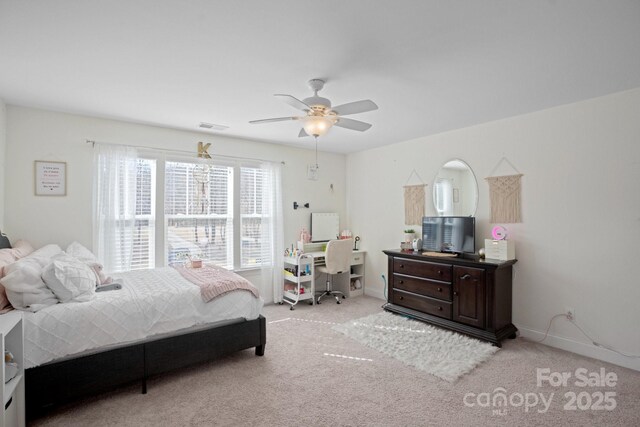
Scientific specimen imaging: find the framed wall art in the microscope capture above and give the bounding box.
[35,160,67,196]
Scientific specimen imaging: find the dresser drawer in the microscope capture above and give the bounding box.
[393,258,452,282]
[392,289,452,320]
[393,274,451,301]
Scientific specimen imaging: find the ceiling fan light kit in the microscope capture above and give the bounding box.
[302,115,336,137]
[250,78,378,138]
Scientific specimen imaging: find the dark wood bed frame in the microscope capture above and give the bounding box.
[25,315,266,420]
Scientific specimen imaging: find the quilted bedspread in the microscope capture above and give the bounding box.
[23,267,263,368]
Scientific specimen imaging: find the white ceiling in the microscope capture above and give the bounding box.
[1,0,639,154]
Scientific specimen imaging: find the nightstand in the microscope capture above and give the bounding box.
[1,311,25,427]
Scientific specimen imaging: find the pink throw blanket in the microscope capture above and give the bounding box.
[173,264,260,302]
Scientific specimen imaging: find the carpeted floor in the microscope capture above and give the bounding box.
[32,296,640,426]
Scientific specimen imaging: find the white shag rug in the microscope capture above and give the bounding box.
[333,311,499,382]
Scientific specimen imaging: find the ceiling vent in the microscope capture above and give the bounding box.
[199,122,229,131]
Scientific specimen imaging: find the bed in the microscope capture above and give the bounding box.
[0,240,266,419]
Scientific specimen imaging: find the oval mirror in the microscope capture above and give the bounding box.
[432,159,478,217]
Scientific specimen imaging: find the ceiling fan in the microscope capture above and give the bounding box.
[249,79,378,138]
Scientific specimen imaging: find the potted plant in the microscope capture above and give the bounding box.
[403,229,416,243]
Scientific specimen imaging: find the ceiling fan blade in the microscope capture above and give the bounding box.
[249,117,298,124]
[298,128,309,137]
[331,100,378,116]
[335,117,372,132]
[274,94,312,112]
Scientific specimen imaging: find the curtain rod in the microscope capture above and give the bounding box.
[85,139,285,165]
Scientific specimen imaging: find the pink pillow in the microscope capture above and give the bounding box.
[0,251,16,313]
[0,250,15,277]
[11,240,35,259]
[0,240,36,313]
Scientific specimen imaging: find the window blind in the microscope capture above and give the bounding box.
[130,159,156,270]
[240,167,266,268]
[165,161,234,269]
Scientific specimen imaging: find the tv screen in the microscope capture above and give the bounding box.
[422,216,475,254]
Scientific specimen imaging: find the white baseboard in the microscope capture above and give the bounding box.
[364,288,385,301]
[517,325,640,372]
[325,287,640,372]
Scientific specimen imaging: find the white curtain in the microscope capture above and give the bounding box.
[93,144,139,273]
[259,161,284,303]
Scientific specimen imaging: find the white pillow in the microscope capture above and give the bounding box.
[66,241,99,265]
[1,256,59,312]
[42,254,96,303]
[66,241,112,285]
[25,244,63,268]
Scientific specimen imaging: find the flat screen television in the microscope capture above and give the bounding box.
[422,216,475,254]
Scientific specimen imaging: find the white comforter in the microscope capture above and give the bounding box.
[23,267,263,368]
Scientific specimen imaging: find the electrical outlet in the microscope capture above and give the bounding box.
[565,307,575,320]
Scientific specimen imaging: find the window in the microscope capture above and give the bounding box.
[131,159,156,270]
[434,178,453,216]
[240,167,266,268]
[99,153,272,272]
[165,161,234,269]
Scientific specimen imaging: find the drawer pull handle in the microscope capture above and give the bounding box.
[438,306,442,311]
[399,264,404,268]
[453,291,458,296]
[437,287,442,292]
[437,270,442,275]
[399,296,404,300]
[460,274,471,280]
[399,280,404,284]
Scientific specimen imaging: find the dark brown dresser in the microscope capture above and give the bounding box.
[383,250,517,346]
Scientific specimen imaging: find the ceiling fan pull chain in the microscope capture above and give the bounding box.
[315,136,319,167]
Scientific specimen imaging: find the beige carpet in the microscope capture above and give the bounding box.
[31,296,640,426]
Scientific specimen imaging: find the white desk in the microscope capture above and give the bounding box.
[282,249,365,309]
[306,249,366,298]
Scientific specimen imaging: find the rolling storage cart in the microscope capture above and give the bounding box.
[282,254,314,310]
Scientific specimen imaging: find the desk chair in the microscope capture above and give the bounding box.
[316,238,353,304]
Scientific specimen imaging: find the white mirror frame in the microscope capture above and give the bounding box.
[432,159,478,216]
[311,212,340,242]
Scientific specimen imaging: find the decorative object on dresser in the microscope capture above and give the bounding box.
[403,229,416,243]
[485,225,516,261]
[383,250,517,346]
[333,311,498,382]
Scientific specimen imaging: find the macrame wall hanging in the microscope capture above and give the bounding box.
[485,157,523,223]
[403,169,427,225]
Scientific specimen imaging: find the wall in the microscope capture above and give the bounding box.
[0,98,5,229]
[346,87,640,370]
[4,106,347,302]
